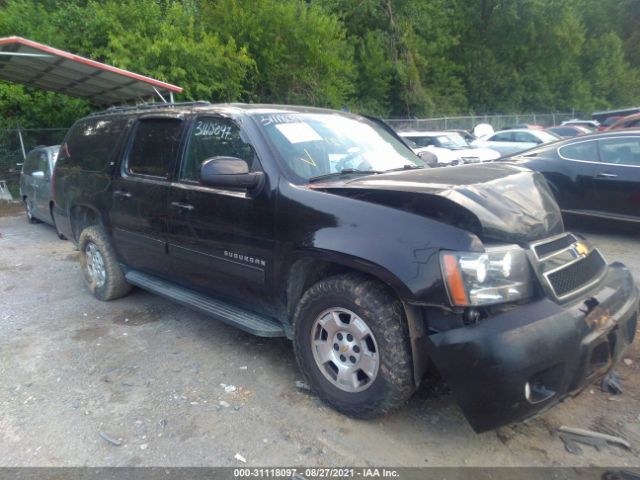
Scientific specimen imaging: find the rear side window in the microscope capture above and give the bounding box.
[126,119,183,178]
[599,138,640,166]
[490,132,512,142]
[513,132,536,143]
[58,118,127,171]
[559,140,598,161]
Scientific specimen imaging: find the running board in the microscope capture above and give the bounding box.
[125,270,285,337]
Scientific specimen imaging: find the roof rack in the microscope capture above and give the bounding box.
[88,101,211,117]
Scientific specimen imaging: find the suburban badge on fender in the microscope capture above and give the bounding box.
[224,250,267,267]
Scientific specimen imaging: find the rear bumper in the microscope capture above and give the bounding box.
[425,263,638,432]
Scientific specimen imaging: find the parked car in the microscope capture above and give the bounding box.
[502,124,545,130]
[607,113,640,131]
[52,102,638,433]
[592,107,640,125]
[506,130,640,223]
[399,130,501,165]
[19,145,65,237]
[597,116,624,131]
[471,128,559,156]
[561,119,599,131]
[546,125,591,138]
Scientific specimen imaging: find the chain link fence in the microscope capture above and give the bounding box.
[0,128,68,197]
[383,113,583,132]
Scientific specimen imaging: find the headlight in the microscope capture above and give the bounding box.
[440,246,533,306]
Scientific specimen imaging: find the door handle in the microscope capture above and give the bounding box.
[113,190,132,198]
[596,172,618,178]
[170,201,194,211]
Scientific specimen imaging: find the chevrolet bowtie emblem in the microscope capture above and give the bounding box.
[341,346,349,353]
[575,242,589,257]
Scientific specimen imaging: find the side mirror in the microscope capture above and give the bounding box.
[200,156,264,190]
[32,171,45,179]
[417,151,437,168]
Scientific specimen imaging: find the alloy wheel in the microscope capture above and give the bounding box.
[310,308,379,393]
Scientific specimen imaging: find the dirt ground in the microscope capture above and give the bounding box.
[0,201,25,218]
[1,210,639,467]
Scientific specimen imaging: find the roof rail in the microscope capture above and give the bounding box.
[88,101,211,117]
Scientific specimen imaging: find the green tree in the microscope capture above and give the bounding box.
[203,0,355,107]
[2,0,640,125]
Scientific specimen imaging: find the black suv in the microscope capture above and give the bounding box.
[52,102,638,432]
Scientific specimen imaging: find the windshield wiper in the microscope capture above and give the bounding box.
[308,169,381,182]
[385,164,426,172]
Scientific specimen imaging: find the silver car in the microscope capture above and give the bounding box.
[19,145,62,233]
[471,128,559,156]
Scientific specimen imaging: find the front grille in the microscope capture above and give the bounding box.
[546,250,606,297]
[534,233,576,259]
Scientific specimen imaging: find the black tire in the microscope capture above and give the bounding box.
[24,198,39,224]
[78,225,132,301]
[293,273,415,419]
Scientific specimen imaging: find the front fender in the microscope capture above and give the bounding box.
[276,181,482,304]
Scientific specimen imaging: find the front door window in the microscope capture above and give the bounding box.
[181,117,257,183]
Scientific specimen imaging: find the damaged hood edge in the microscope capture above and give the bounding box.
[311,163,564,244]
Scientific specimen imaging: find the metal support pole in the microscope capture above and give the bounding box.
[169,92,174,104]
[153,87,168,103]
[17,128,27,160]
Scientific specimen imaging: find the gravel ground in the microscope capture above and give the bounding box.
[1,209,639,467]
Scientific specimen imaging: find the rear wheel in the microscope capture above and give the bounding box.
[293,273,415,418]
[78,225,131,301]
[24,198,39,224]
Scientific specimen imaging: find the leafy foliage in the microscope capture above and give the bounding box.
[1,0,640,128]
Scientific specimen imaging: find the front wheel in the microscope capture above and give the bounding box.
[293,274,415,419]
[78,225,131,301]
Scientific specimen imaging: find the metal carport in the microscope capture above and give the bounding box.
[0,36,182,104]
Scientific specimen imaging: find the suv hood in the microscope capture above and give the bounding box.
[310,163,563,244]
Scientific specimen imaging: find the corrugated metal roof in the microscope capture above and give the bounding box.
[0,36,182,105]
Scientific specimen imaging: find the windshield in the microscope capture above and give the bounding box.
[256,112,424,181]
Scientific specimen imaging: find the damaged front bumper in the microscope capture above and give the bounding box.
[425,262,638,433]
